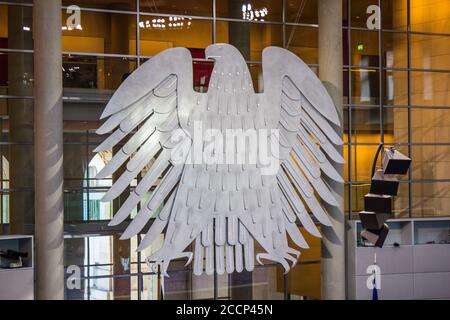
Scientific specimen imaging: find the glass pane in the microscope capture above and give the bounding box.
[351,69,380,105]
[252,265,285,299]
[350,0,378,28]
[351,30,380,67]
[412,181,450,217]
[383,32,407,69]
[2,144,34,188]
[164,266,191,299]
[393,181,409,218]
[140,0,212,17]
[349,107,381,144]
[286,0,318,25]
[349,144,380,182]
[2,191,34,233]
[382,0,408,30]
[139,17,212,56]
[139,274,160,300]
[64,143,88,180]
[87,191,113,220]
[190,273,215,299]
[286,26,318,65]
[62,0,137,11]
[216,0,282,22]
[412,145,450,180]
[216,21,282,61]
[411,34,450,71]
[350,183,369,213]
[411,108,450,143]
[62,10,137,55]
[0,4,33,50]
[410,0,450,34]
[0,52,34,97]
[63,55,137,96]
[64,190,85,221]
[385,107,409,144]
[384,70,408,106]
[411,71,450,107]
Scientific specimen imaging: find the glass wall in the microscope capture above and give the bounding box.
[1,0,450,299]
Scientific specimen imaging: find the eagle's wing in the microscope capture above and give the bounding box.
[95,48,196,245]
[260,47,344,256]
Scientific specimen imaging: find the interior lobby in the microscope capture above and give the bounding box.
[0,0,450,300]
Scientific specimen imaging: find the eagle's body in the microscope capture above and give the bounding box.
[95,44,344,276]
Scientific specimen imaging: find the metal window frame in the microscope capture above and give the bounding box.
[2,0,450,300]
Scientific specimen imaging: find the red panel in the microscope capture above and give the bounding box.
[189,48,213,90]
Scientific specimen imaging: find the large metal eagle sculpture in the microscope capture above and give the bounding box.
[95,44,344,276]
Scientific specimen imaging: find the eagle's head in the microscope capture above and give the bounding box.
[205,43,253,92]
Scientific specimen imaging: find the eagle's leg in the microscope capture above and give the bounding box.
[146,251,193,277]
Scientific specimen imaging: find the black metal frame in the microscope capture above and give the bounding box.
[1,0,450,300]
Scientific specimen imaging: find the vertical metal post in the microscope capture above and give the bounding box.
[34,0,64,300]
[318,0,346,300]
[212,0,217,44]
[347,0,353,220]
[406,0,412,218]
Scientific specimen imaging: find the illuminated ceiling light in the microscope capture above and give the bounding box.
[357,43,364,51]
[242,3,268,21]
[23,26,31,31]
[139,16,192,30]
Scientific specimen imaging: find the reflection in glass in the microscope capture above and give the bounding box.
[410,0,450,34]
[285,0,318,24]
[285,26,318,65]
[140,0,212,17]
[351,69,380,105]
[411,34,450,71]
[412,181,450,218]
[383,32,407,69]
[216,21,282,61]
[62,10,137,55]
[411,109,450,144]
[216,0,282,22]
[62,0,136,11]
[411,71,450,107]
[139,17,212,57]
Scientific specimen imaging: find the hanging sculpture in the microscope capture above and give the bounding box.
[359,144,411,247]
[95,44,344,276]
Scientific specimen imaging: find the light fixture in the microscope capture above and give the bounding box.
[139,16,192,30]
[242,3,268,21]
